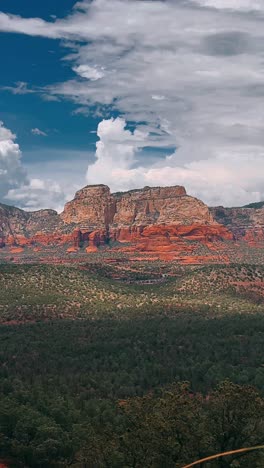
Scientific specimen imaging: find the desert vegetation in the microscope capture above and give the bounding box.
[0,263,264,467]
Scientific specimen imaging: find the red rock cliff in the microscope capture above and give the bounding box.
[61,184,215,228]
[61,185,116,228]
[59,185,231,250]
[0,185,232,253]
[211,205,264,244]
[0,203,75,247]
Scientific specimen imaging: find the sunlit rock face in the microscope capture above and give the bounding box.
[61,184,214,228]
[61,185,116,229]
[0,184,235,260]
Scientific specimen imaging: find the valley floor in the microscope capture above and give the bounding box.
[0,260,264,467]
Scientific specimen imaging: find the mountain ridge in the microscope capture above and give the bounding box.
[0,184,263,261]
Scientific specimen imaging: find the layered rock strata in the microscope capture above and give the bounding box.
[0,203,76,248]
[61,184,215,228]
[0,185,233,255]
[211,205,264,244]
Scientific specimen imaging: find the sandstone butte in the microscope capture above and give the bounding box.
[0,184,263,259]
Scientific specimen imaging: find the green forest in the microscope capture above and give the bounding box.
[0,264,264,467]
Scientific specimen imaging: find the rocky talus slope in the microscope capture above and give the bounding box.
[2,184,262,260]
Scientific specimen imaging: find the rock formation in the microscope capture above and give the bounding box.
[0,203,75,247]
[61,185,115,228]
[211,205,264,245]
[0,184,241,260]
[61,184,215,228]
[60,185,232,253]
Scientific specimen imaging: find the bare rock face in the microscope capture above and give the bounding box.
[0,185,232,256]
[0,203,74,248]
[59,185,231,253]
[112,186,215,227]
[112,186,187,226]
[61,184,214,229]
[61,185,115,228]
[211,206,264,244]
[0,204,29,245]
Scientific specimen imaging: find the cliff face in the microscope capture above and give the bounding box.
[61,185,115,228]
[211,206,264,244]
[0,203,76,248]
[112,186,214,227]
[0,185,232,257]
[61,184,215,228]
[60,185,230,253]
[0,204,27,246]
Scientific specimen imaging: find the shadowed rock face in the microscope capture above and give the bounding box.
[0,185,233,255]
[211,206,264,244]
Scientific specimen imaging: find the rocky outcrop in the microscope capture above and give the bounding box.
[61,185,115,228]
[109,223,232,245]
[211,206,264,244]
[0,185,232,257]
[60,185,231,253]
[112,186,215,227]
[61,184,215,229]
[0,203,75,248]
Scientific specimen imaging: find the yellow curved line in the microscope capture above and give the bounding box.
[181,445,264,468]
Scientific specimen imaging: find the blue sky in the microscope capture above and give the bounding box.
[0,0,99,155]
[0,0,76,19]
[0,0,103,209]
[0,0,264,210]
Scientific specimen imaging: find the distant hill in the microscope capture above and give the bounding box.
[243,201,264,209]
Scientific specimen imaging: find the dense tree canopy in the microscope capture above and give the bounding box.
[0,264,264,466]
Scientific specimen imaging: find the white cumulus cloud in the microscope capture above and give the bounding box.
[0,121,28,200]
[7,178,66,212]
[87,118,264,206]
[2,1,264,205]
[86,117,149,190]
[0,121,66,211]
